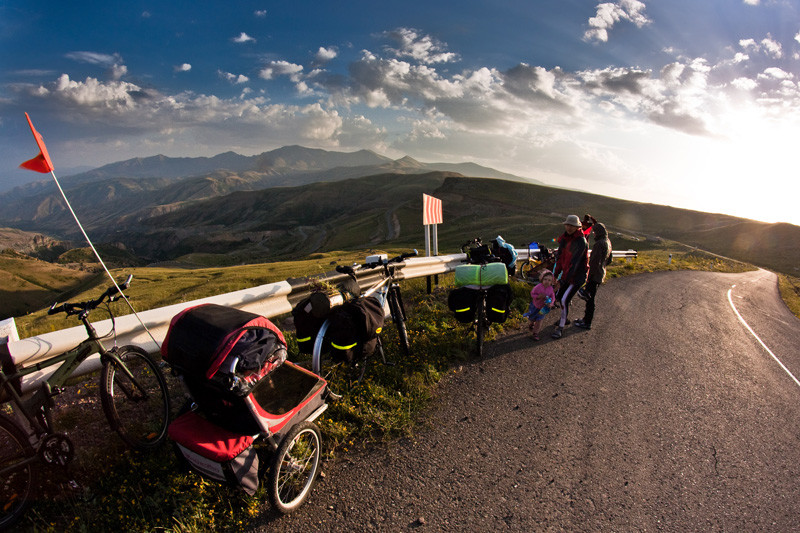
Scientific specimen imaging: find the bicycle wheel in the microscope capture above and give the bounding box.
[388,287,411,357]
[267,421,321,514]
[100,345,170,451]
[475,295,486,357]
[520,261,538,281]
[0,414,38,530]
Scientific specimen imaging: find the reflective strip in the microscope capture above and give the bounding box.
[332,341,357,350]
[297,336,312,342]
[456,307,471,313]
[491,308,506,313]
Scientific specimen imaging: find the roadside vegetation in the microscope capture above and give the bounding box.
[8,249,786,532]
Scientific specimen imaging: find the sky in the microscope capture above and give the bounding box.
[1,0,799,226]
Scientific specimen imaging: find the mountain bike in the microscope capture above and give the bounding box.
[311,250,418,383]
[518,241,555,283]
[0,275,171,530]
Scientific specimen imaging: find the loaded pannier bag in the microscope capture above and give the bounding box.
[454,263,508,288]
[485,284,514,323]
[327,296,384,364]
[292,292,332,354]
[448,286,480,323]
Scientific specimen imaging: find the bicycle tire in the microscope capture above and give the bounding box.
[0,413,38,530]
[100,345,170,451]
[519,261,536,281]
[267,421,321,514]
[388,287,411,357]
[476,296,486,357]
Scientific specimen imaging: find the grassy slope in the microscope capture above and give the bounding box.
[0,251,95,319]
[14,249,396,338]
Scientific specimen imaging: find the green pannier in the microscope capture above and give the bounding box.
[454,263,508,288]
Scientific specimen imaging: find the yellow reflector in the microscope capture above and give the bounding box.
[331,342,357,350]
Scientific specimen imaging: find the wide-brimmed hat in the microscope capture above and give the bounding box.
[563,214,581,226]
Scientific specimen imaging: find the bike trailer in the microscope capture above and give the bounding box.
[327,296,384,363]
[454,263,508,287]
[447,286,480,323]
[168,360,328,495]
[485,284,514,323]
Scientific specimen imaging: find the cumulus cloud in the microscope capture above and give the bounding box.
[232,32,256,44]
[174,63,192,73]
[315,46,338,63]
[219,71,249,84]
[254,10,267,17]
[12,73,350,151]
[583,0,652,43]
[259,61,304,82]
[382,28,458,64]
[740,35,782,58]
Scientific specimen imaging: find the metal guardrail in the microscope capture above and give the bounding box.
[1,248,636,392]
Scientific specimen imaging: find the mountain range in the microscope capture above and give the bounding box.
[0,145,535,235]
[0,145,798,280]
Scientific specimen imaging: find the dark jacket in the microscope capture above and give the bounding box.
[554,229,588,286]
[587,223,612,284]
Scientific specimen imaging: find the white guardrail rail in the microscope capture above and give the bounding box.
[1,249,637,392]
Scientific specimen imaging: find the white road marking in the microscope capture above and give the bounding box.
[727,287,800,388]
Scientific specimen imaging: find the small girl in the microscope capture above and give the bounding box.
[523,270,556,341]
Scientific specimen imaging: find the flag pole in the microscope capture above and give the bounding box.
[19,112,160,350]
[47,169,162,350]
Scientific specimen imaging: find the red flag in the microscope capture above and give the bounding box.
[19,112,55,173]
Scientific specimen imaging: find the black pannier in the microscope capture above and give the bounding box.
[292,293,330,354]
[327,296,384,364]
[448,286,480,323]
[465,243,495,264]
[292,273,361,354]
[485,284,514,323]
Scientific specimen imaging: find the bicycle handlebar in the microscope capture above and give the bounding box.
[363,249,418,269]
[48,275,133,316]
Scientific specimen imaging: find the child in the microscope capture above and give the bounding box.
[523,270,556,341]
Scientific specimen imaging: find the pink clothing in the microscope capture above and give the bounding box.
[531,283,555,309]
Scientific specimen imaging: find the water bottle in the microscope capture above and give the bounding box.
[538,296,552,316]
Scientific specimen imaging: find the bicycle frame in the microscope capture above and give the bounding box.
[0,316,129,437]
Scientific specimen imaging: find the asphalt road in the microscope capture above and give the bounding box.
[252,269,800,532]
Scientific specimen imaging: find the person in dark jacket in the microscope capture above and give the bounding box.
[551,215,588,339]
[575,222,612,330]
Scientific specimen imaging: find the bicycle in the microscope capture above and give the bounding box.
[451,239,513,357]
[518,241,556,283]
[311,250,418,383]
[0,275,171,530]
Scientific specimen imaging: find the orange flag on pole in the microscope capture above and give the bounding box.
[19,112,55,173]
